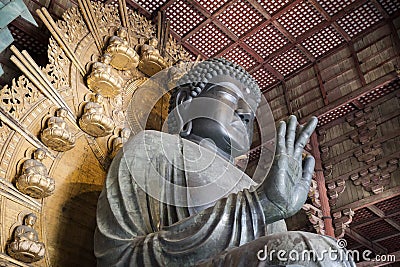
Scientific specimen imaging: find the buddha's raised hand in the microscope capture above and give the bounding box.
[257,115,318,222]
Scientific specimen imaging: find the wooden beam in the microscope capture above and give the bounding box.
[179,0,238,49]
[330,151,400,183]
[345,228,387,254]
[311,132,335,237]
[215,0,302,59]
[318,89,399,132]
[281,82,292,115]
[246,0,369,73]
[367,205,400,232]
[370,0,389,19]
[352,210,400,229]
[300,70,397,123]
[322,107,400,148]
[373,232,400,243]
[333,186,400,213]
[10,17,49,43]
[349,42,367,86]
[323,130,399,166]
[314,63,328,105]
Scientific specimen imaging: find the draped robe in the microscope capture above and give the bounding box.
[95,131,355,267]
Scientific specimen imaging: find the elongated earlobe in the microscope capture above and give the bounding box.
[175,88,192,136]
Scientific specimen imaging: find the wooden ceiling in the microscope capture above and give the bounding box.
[1,0,399,265]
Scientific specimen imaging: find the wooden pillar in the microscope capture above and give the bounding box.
[310,132,335,237]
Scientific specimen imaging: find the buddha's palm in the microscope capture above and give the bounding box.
[258,115,318,221]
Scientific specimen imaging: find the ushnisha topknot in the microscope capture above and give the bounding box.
[168,58,262,134]
[175,58,261,104]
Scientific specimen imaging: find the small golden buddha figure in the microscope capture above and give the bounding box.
[167,59,188,90]
[41,108,76,152]
[8,213,45,263]
[79,94,114,137]
[110,128,131,158]
[16,149,55,198]
[138,38,168,76]
[86,53,124,97]
[106,27,139,71]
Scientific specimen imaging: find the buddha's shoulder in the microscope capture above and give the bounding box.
[123,130,182,157]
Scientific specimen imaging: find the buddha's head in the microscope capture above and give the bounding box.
[102,53,112,64]
[56,108,68,118]
[24,213,37,227]
[148,38,158,48]
[168,58,261,160]
[33,149,46,161]
[117,27,127,38]
[93,94,104,104]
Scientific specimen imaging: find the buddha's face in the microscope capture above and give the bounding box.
[25,214,37,226]
[149,38,158,47]
[102,54,112,64]
[57,108,67,118]
[34,149,46,161]
[118,28,127,38]
[178,83,255,159]
[94,94,104,103]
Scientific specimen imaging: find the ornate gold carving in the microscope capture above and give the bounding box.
[138,38,168,76]
[79,94,114,137]
[0,1,196,265]
[0,178,41,211]
[86,54,124,97]
[0,75,42,120]
[165,37,191,65]
[7,213,45,263]
[106,27,139,70]
[41,108,76,152]
[37,8,86,76]
[45,38,69,89]
[77,0,103,52]
[15,149,55,199]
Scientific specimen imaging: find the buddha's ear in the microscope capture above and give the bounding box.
[174,87,192,137]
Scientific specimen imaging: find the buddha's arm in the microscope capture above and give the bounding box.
[96,182,270,266]
[95,116,317,266]
[95,141,272,266]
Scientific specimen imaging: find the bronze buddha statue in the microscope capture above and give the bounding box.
[16,148,55,198]
[95,59,355,266]
[8,213,45,263]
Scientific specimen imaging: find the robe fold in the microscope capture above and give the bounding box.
[95,131,355,267]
